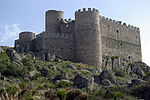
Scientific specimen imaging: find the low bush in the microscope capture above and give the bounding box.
[65,89,87,100]
[56,80,72,89]
[112,92,124,100]
[113,68,126,77]
[57,89,66,100]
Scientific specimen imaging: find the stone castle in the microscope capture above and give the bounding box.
[14,8,142,70]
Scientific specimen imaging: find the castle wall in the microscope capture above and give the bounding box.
[43,32,75,60]
[100,16,142,69]
[75,8,102,69]
[34,32,44,51]
[60,19,75,34]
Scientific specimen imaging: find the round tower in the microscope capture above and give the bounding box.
[45,10,64,33]
[75,8,102,69]
[19,31,36,41]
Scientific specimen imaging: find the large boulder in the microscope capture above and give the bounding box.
[128,79,145,88]
[72,74,94,90]
[0,47,4,53]
[93,70,116,84]
[101,79,112,86]
[134,61,150,73]
[29,70,39,77]
[131,65,145,79]
[46,53,56,61]
[12,61,23,68]
[6,48,22,62]
[131,84,150,100]
[100,69,116,84]
[87,77,94,91]
[53,71,69,82]
[136,67,145,79]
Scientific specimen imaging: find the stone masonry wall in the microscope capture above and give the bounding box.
[43,32,75,60]
[100,16,142,69]
[75,8,102,70]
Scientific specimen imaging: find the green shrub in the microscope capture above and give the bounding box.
[56,80,72,89]
[0,53,12,74]
[22,54,35,71]
[99,88,106,98]
[0,88,4,95]
[6,85,19,95]
[22,92,35,100]
[112,92,124,100]
[66,89,82,100]
[107,85,130,95]
[45,89,57,99]
[66,89,87,100]
[80,70,93,77]
[113,68,126,77]
[57,89,66,100]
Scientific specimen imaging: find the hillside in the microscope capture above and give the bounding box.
[0,46,150,100]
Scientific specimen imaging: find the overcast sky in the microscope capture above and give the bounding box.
[0,0,149,65]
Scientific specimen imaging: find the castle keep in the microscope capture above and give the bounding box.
[15,8,142,70]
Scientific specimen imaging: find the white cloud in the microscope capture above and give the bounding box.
[0,24,22,46]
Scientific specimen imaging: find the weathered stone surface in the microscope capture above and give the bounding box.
[131,65,145,79]
[12,61,23,68]
[29,70,39,77]
[0,47,4,53]
[53,71,69,81]
[128,79,145,88]
[136,67,145,79]
[46,53,56,61]
[92,69,98,74]
[87,77,94,91]
[6,48,22,62]
[72,74,93,90]
[101,79,112,86]
[67,64,76,70]
[99,69,116,84]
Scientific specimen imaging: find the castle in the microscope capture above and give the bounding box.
[14,8,142,70]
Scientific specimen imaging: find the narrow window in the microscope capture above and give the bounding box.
[116,29,119,33]
[120,43,122,46]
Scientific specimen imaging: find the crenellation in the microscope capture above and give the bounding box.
[15,8,142,70]
[88,8,91,11]
[83,8,86,12]
[78,9,81,12]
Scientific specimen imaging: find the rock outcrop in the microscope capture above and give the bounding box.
[6,48,22,62]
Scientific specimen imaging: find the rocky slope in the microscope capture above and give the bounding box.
[0,46,150,100]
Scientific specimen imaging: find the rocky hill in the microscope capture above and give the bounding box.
[0,46,150,100]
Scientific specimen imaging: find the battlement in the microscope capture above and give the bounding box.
[75,8,99,14]
[100,16,140,31]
